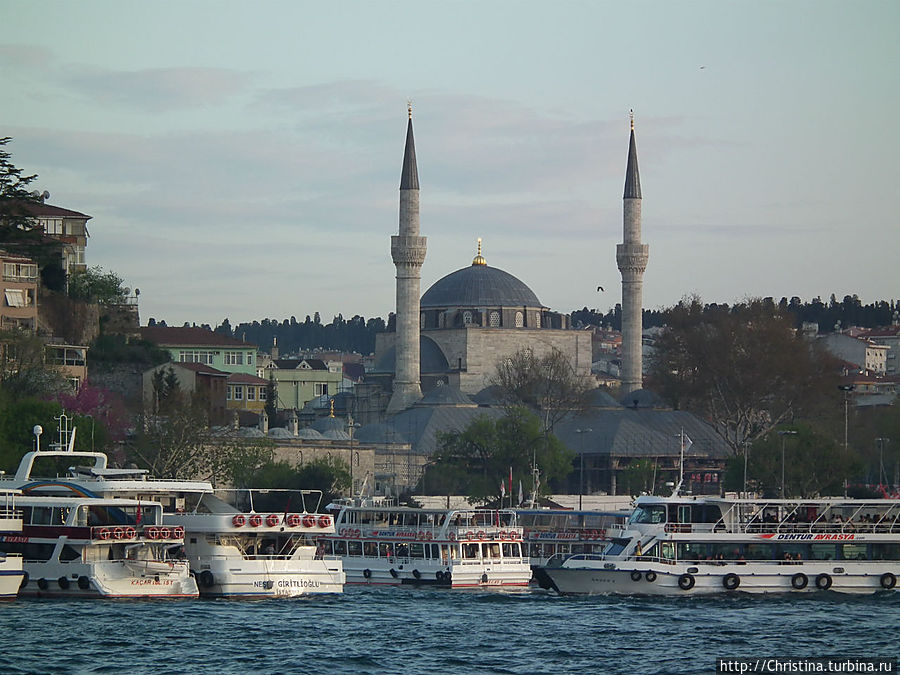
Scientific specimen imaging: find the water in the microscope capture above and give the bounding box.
[2,588,897,675]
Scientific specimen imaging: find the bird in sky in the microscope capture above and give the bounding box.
[597,286,604,292]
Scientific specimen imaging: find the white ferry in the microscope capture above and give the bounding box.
[320,498,532,588]
[535,493,900,595]
[0,493,197,598]
[0,489,25,599]
[3,422,343,597]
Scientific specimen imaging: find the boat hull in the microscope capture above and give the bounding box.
[0,561,25,600]
[194,558,345,597]
[341,560,531,588]
[18,560,199,598]
[539,562,900,596]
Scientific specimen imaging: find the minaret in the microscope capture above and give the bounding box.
[616,111,649,396]
[387,103,427,414]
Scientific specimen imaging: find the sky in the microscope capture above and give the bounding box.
[3,1,899,329]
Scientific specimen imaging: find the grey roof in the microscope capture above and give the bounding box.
[400,117,419,190]
[373,334,449,374]
[421,264,543,309]
[416,385,477,407]
[471,385,503,406]
[555,408,730,459]
[268,427,294,439]
[387,405,504,456]
[322,429,351,440]
[588,388,622,408]
[311,416,351,434]
[624,127,642,199]
[618,388,661,409]
[356,422,409,445]
[296,428,324,439]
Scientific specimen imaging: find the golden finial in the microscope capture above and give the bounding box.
[629,109,634,131]
[329,399,334,418]
[408,99,412,119]
[472,237,486,266]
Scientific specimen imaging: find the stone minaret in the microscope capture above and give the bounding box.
[615,111,648,396]
[387,104,426,414]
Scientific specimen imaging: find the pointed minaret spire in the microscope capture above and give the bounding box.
[388,104,427,414]
[616,110,649,396]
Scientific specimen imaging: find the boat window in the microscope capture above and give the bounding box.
[808,544,835,560]
[364,542,377,557]
[462,543,480,559]
[24,543,55,562]
[378,542,394,558]
[872,543,900,560]
[429,544,440,559]
[775,544,807,561]
[630,505,666,524]
[482,543,500,559]
[347,541,362,556]
[676,542,706,561]
[708,543,742,561]
[501,542,517,558]
[745,543,775,561]
[604,538,631,557]
[840,543,867,560]
[60,544,80,562]
[542,544,555,558]
[659,542,675,560]
[395,543,410,558]
[528,544,541,558]
[409,543,424,559]
[320,540,333,555]
[333,540,347,555]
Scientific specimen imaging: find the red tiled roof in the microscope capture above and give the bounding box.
[174,362,228,376]
[15,201,91,220]
[227,372,269,385]
[140,326,255,348]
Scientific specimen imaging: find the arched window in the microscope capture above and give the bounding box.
[463,311,473,326]
[420,313,425,329]
[489,310,500,327]
[515,311,524,328]
[438,312,445,328]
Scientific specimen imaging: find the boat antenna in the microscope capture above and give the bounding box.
[671,430,693,497]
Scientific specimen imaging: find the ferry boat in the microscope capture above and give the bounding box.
[535,493,900,595]
[320,498,532,588]
[515,508,626,569]
[3,423,344,597]
[0,488,25,599]
[0,493,198,598]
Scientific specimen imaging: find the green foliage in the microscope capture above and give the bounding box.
[233,456,350,507]
[67,266,129,304]
[264,374,277,421]
[723,423,862,498]
[649,297,842,454]
[421,408,573,504]
[88,334,171,366]
[620,458,658,496]
[128,391,211,479]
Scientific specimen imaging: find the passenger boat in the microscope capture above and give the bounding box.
[515,508,626,569]
[0,488,25,599]
[535,492,900,595]
[320,498,532,588]
[3,425,343,597]
[0,493,198,598]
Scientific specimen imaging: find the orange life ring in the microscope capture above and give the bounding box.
[248,514,263,527]
[232,514,246,527]
[466,531,475,540]
[317,515,331,528]
[124,526,137,539]
[159,526,172,539]
[302,515,316,528]
[476,530,486,541]
[417,531,425,541]
[425,531,433,541]
[113,527,125,540]
[173,526,185,539]
[498,530,507,541]
[286,514,302,527]
[98,527,111,540]
[145,526,159,539]
[266,514,281,527]
[448,532,456,541]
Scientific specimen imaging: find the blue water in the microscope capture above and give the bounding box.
[2,588,897,675]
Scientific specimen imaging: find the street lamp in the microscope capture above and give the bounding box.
[838,384,855,451]
[575,428,592,510]
[777,430,798,498]
[876,438,890,487]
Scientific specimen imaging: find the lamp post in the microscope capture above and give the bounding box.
[575,428,592,510]
[838,384,855,451]
[778,430,797,498]
[876,437,890,487]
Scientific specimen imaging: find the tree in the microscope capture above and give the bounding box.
[649,297,841,455]
[67,266,130,304]
[0,137,63,273]
[129,390,212,479]
[0,329,68,399]
[236,456,350,507]
[490,347,592,436]
[421,408,573,504]
[264,374,277,421]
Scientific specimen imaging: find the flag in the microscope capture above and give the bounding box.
[500,481,506,498]
[508,466,513,497]
[518,480,524,506]
[683,434,693,453]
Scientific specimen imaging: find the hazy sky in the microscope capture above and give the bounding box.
[3,1,898,328]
